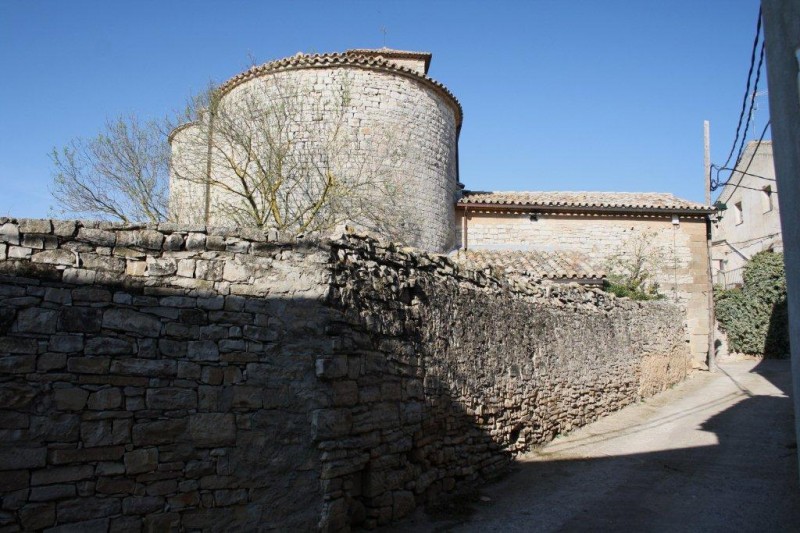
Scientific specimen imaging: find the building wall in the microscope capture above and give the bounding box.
[0,219,689,531]
[457,210,711,366]
[712,142,781,282]
[169,65,460,253]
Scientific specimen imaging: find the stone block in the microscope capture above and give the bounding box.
[16,307,58,334]
[312,408,353,440]
[146,256,177,276]
[0,336,38,354]
[0,447,46,470]
[19,219,53,234]
[242,325,278,342]
[316,355,349,380]
[87,388,123,409]
[0,354,35,373]
[146,388,197,410]
[8,245,32,258]
[96,476,137,495]
[77,227,116,247]
[80,254,126,272]
[31,465,94,486]
[177,258,195,277]
[332,380,359,406]
[57,497,121,523]
[62,267,97,285]
[31,249,75,266]
[81,419,113,447]
[85,336,135,355]
[19,502,56,529]
[67,356,110,374]
[186,233,206,251]
[188,413,236,447]
[52,220,77,237]
[0,222,20,245]
[187,340,219,361]
[53,387,90,411]
[103,308,162,337]
[58,307,102,333]
[392,490,416,520]
[110,358,177,377]
[116,229,164,250]
[48,517,110,533]
[30,484,76,501]
[0,470,29,492]
[132,419,187,446]
[38,352,68,371]
[49,445,125,464]
[122,495,164,515]
[126,260,146,276]
[124,447,158,475]
[163,233,184,251]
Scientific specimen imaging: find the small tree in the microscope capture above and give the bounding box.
[50,116,169,223]
[602,231,666,300]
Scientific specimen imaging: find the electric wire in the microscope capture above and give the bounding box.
[718,8,763,176]
[718,120,772,205]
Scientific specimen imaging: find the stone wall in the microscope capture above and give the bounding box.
[0,219,689,531]
[457,211,711,367]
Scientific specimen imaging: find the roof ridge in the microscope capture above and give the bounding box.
[215,50,462,126]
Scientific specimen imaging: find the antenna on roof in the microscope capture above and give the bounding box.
[381,26,388,48]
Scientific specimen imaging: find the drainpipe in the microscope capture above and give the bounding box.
[706,215,717,372]
[462,206,469,250]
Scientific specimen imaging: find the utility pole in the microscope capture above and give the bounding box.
[704,120,717,372]
[761,0,800,484]
[704,121,711,206]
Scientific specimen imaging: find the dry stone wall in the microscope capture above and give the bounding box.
[0,218,689,531]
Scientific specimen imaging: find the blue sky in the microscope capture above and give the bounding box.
[0,0,766,218]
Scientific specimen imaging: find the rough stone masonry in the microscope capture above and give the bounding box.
[0,218,689,531]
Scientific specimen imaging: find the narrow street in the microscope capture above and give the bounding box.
[389,359,800,532]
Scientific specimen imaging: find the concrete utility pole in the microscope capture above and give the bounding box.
[704,121,712,206]
[704,120,717,372]
[760,0,800,483]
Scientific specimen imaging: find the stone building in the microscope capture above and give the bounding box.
[455,191,715,367]
[169,49,462,252]
[166,49,716,367]
[711,141,781,288]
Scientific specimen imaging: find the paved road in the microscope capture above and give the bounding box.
[388,359,800,532]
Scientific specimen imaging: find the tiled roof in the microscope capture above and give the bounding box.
[458,191,712,212]
[216,50,462,126]
[452,249,605,281]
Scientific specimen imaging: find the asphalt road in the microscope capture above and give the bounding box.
[387,359,800,532]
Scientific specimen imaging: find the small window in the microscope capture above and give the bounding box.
[762,186,773,212]
[734,201,743,225]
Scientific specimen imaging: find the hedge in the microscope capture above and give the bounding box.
[715,251,789,357]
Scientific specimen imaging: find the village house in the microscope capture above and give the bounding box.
[454,191,715,367]
[712,140,781,288]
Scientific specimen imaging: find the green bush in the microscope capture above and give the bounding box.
[602,280,664,301]
[715,251,789,357]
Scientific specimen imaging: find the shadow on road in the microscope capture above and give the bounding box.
[387,359,800,532]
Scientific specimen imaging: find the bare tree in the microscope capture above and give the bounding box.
[171,73,412,239]
[603,230,668,299]
[50,116,169,223]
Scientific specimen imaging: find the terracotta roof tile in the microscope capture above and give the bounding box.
[452,249,605,281]
[216,50,462,126]
[458,191,712,212]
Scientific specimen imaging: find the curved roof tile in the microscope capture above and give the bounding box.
[216,50,462,127]
[458,191,713,212]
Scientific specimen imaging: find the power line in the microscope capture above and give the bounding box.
[718,120,772,204]
[732,41,766,167]
[712,166,775,182]
[718,7,763,174]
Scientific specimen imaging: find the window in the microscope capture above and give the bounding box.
[734,201,743,225]
[762,186,773,212]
